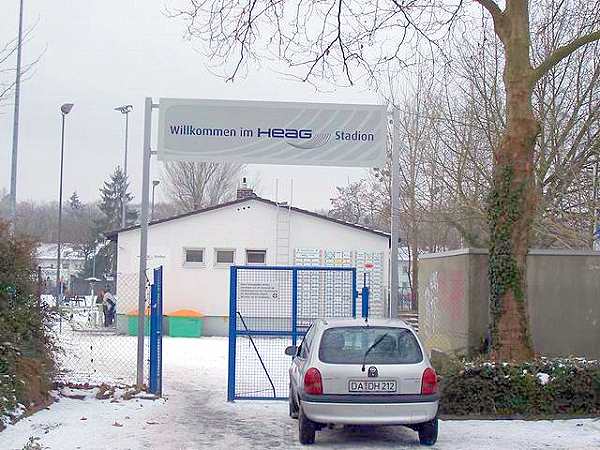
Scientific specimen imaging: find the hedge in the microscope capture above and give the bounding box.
[0,222,56,428]
[435,357,600,417]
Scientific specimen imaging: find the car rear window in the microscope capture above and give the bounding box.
[318,326,423,364]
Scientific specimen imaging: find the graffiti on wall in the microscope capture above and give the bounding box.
[421,268,466,352]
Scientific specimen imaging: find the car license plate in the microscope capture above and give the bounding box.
[348,379,397,393]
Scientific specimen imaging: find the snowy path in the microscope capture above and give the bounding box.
[1,337,599,450]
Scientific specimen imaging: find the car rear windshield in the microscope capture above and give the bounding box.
[318,326,423,364]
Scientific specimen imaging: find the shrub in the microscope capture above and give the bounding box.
[0,222,56,426]
[436,357,600,417]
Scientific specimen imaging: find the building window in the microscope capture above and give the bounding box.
[184,248,205,266]
[246,249,266,265]
[215,249,235,266]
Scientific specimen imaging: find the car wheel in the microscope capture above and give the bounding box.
[298,406,316,445]
[418,417,438,446]
[289,384,299,419]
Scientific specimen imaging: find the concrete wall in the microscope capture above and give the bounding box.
[116,199,389,335]
[418,248,600,359]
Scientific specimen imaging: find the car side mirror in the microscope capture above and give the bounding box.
[285,345,298,356]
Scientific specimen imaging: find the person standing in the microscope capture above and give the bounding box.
[102,289,117,327]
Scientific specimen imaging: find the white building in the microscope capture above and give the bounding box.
[108,192,390,335]
[35,244,86,292]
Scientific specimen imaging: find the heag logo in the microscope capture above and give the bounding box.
[257,128,312,139]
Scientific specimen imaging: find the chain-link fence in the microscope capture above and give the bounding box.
[53,273,150,386]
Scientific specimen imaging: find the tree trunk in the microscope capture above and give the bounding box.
[488,1,537,361]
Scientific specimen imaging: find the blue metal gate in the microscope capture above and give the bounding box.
[227,265,367,401]
[149,266,163,396]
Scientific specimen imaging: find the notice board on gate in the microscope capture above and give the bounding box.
[239,282,280,302]
[157,98,387,167]
[237,278,290,318]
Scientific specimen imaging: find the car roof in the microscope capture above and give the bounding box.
[317,317,413,329]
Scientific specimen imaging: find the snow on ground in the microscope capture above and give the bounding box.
[1,337,599,450]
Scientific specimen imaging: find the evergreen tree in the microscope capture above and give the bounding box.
[95,167,137,278]
[97,166,138,231]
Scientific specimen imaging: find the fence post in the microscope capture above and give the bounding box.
[361,272,369,318]
[351,268,357,318]
[149,266,163,396]
[291,268,298,347]
[149,279,158,394]
[156,266,163,396]
[227,266,238,402]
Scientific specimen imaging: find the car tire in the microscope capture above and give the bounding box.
[289,384,299,419]
[418,417,438,446]
[298,406,316,445]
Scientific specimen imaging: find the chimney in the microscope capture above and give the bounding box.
[236,177,255,200]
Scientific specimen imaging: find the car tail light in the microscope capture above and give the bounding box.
[421,368,438,395]
[304,368,323,395]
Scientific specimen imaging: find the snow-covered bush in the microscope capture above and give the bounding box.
[435,357,600,417]
[0,221,56,427]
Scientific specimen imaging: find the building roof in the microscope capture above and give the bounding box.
[105,196,390,240]
[35,243,86,261]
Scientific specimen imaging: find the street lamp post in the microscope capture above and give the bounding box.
[115,105,133,228]
[56,103,74,303]
[9,0,25,228]
[151,180,160,220]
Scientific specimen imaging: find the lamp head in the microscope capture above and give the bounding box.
[61,103,74,115]
[114,105,133,114]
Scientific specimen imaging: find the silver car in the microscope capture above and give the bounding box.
[285,318,439,446]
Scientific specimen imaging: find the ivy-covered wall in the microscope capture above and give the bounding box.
[418,248,600,359]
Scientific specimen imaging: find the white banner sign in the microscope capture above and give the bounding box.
[157,98,387,167]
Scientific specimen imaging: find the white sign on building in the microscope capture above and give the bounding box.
[157,98,387,167]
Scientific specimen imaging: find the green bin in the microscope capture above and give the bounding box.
[167,309,203,337]
[127,310,150,336]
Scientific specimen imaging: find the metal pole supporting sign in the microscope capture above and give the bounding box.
[137,97,158,387]
[390,109,401,319]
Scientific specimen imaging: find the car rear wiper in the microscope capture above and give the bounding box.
[361,333,389,372]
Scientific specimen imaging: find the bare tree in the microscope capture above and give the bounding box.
[172,0,600,361]
[0,28,41,109]
[163,161,243,212]
[328,179,386,227]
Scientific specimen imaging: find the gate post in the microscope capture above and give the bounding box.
[149,266,163,395]
[227,266,238,402]
[352,268,357,318]
[291,268,298,347]
[361,272,370,318]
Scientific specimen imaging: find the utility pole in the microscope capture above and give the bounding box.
[9,0,24,229]
[115,105,133,228]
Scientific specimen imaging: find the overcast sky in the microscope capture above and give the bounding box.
[0,0,382,211]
